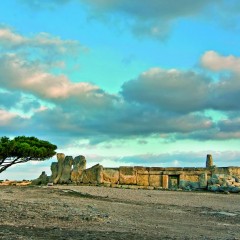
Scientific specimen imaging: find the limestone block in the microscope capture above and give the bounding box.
[71,155,86,183]
[53,153,65,184]
[164,168,183,171]
[59,156,73,184]
[149,167,165,171]
[162,175,168,188]
[137,174,149,186]
[119,167,137,185]
[134,166,149,172]
[103,168,119,184]
[149,174,161,187]
[183,168,196,171]
[183,175,199,182]
[50,162,58,182]
[149,170,163,175]
[82,164,103,184]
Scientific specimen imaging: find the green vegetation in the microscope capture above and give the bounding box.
[0,136,57,173]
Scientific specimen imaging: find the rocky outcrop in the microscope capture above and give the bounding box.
[71,155,86,183]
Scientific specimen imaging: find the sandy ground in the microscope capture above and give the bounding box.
[0,185,239,240]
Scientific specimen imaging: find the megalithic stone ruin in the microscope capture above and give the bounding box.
[47,153,240,193]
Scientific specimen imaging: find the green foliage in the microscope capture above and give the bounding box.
[0,136,57,173]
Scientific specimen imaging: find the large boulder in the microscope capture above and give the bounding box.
[71,155,86,183]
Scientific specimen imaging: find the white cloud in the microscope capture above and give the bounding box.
[0,54,99,100]
[202,51,240,73]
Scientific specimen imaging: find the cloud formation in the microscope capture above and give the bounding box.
[1,25,240,145]
[202,51,240,73]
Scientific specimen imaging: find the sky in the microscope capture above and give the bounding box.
[0,0,240,180]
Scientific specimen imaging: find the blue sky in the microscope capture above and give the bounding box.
[1,0,240,180]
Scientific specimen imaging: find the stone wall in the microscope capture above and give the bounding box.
[48,154,240,192]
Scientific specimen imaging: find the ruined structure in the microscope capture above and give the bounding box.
[49,154,240,192]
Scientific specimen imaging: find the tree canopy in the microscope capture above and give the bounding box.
[0,136,57,173]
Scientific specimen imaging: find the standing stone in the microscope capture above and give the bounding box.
[50,162,58,183]
[206,154,213,168]
[71,155,87,183]
[53,153,65,184]
[59,156,73,184]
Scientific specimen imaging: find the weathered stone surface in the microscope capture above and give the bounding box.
[149,174,161,187]
[82,164,103,184]
[71,155,86,183]
[31,171,49,185]
[103,168,119,184]
[149,167,165,171]
[164,168,183,171]
[53,153,65,184]
[59,156,73,184]
[119,167,137,185]
[162,175,168,189]
[137,174,149,186]
[50,162,58,183]
[206,154,213,168]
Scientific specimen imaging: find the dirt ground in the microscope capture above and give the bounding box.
[0,185,239,240]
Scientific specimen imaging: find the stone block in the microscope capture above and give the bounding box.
[162,175,168,189]
[137,174,149,186]
[164,168,183,171]
[149,167,165,171]
[103,168,119,184]
[119,167,137,185]
[82,164,103,184]
[149,174,161,187]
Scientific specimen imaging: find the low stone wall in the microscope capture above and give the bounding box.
[43,153,240,192]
